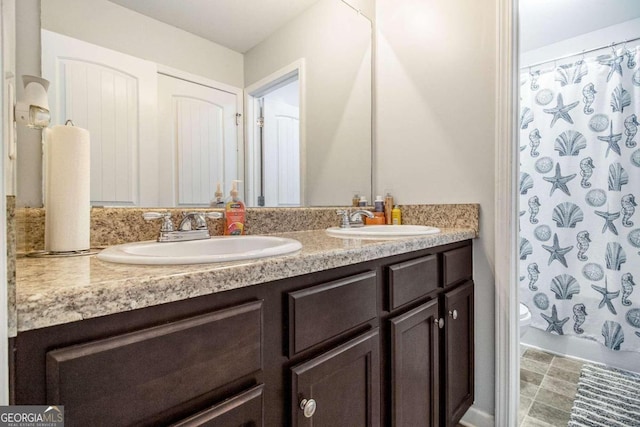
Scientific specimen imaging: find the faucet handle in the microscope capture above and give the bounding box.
[143,212,174,232]
[336,210,350,228]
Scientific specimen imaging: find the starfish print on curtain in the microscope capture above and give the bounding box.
[519,44,640,352]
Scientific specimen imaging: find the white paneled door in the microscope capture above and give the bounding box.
[157,74,238,206]
[263,98,300,207]
[42,30,158,206]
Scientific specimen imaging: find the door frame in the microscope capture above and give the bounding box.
[244,59,306,207]
[494,0,519,426]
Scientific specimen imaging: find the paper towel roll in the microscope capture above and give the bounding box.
[44,124,91,252]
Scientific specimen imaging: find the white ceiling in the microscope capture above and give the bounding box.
[519,0,640,51]
[108,0,321,53]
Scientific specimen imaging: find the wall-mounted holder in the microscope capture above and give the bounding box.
[14,75,51,129]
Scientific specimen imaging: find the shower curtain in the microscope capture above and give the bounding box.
[519,44,640,352]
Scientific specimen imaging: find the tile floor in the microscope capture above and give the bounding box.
[519,348,584,427]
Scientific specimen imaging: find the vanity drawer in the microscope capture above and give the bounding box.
[171,384,264,427]
[288,271,377,356]
[46,300,263,427]
[387,254,439,310]
[443,245,472,288]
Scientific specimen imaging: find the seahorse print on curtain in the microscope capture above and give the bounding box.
[519,45,640,352]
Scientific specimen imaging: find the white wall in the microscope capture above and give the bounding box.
[244,0,372,206]
[40,0,243,88]
[2,0,14,196]
[519,0,640,52]
[375,0,497,417]
[15,0,40,207]
[522,17,640,67]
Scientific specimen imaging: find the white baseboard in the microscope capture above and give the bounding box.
[460,405,495,427]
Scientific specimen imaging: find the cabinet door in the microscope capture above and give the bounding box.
[390,299,439,427]
[291,329,380,427]
[443,281,474,427]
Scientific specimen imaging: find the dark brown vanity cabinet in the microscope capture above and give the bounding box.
[11,240,474,427]
[385,244,474,427]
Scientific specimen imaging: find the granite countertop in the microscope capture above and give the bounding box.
[16,228,476,332]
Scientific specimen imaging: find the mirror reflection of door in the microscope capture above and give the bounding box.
[258,78,301,207]
[42,29,158,206]
[158,75,238,207]
[43,30,242,207]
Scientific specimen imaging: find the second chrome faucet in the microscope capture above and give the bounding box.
[336,209,374,228]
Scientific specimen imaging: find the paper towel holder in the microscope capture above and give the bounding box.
[14,75,51,129]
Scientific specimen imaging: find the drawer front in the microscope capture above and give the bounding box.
[387,254,439,310]
[443,245,472,287]
[171,384,264,427]
[288,271,377,356]
[46,300,263,427]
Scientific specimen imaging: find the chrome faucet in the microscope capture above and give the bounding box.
[336,209,374,228]
[144,211,223,242]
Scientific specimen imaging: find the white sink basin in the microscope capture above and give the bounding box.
[326,225,441,239]
[97,236,302,265]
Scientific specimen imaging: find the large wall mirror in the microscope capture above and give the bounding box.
[36,0,373,208]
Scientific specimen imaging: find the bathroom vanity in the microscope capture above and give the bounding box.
[10,229,474,427]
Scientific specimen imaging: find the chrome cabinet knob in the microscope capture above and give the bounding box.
[449,309,458,320]
[435,318,444,329]
[300,398,317,418]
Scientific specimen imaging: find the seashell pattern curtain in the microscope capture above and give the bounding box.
[519,45,640,352]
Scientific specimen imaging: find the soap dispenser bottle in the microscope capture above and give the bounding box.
[224,180,246,235]
[210,182,225,208]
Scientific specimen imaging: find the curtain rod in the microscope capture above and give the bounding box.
[523,35,640,70]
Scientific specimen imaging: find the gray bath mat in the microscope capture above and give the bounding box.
[568,363,640,426]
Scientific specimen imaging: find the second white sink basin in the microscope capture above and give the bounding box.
[326,225,441,239]
[97,235,302,265]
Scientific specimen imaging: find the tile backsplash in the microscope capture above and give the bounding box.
[15,204,479,253]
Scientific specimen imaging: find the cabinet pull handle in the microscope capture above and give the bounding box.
[449,309,458,320]
[435,318,444,329]
[300,398,317,418]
